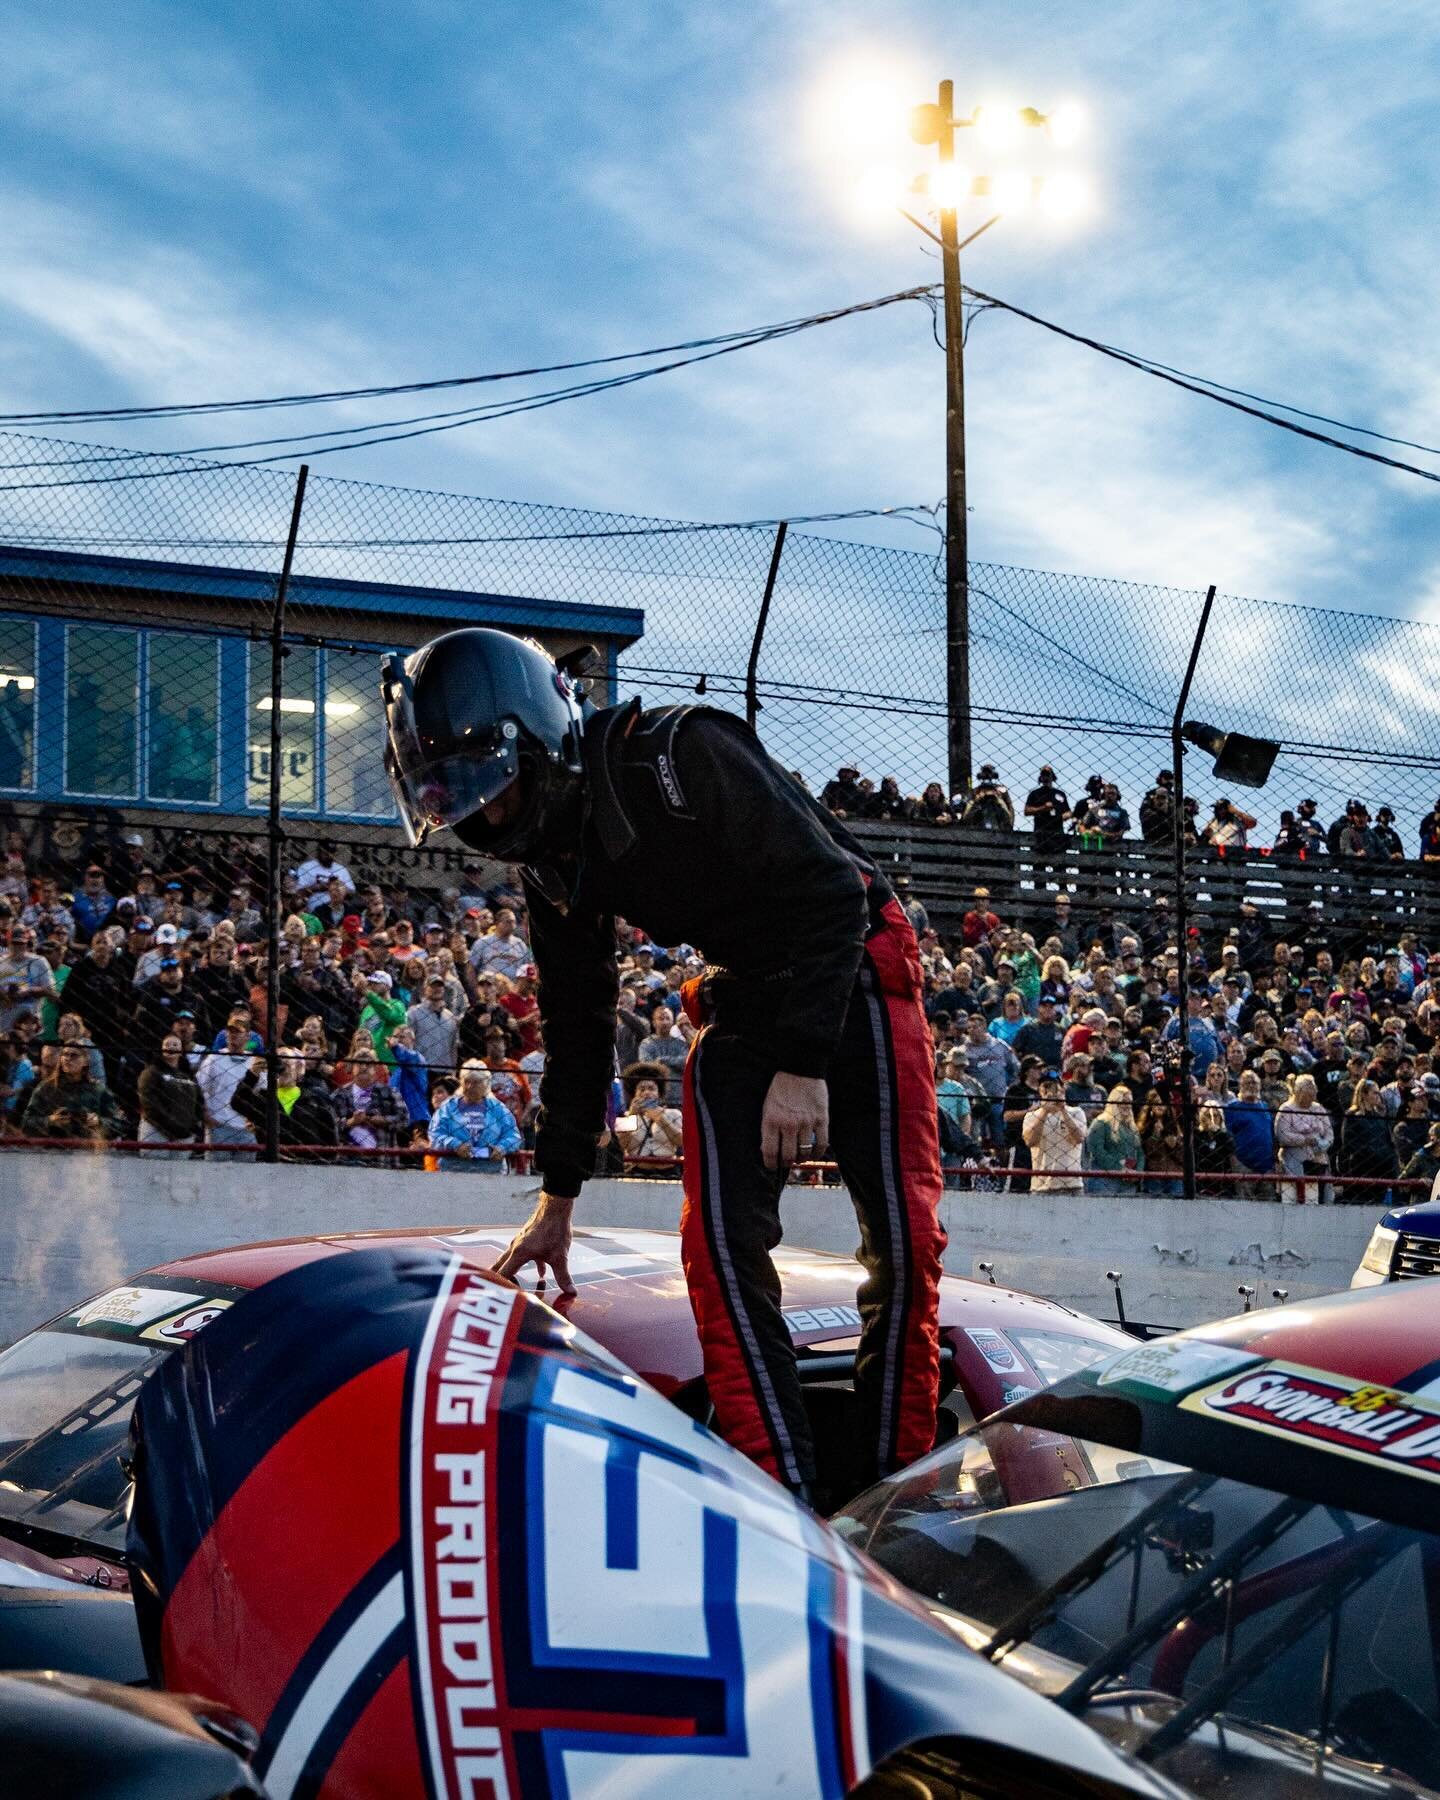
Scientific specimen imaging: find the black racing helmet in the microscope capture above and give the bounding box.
[381,628,591,859]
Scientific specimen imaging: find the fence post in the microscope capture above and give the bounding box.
[1172,583,1217,1198]
[264,465,310,1164]
[745,521,788,730]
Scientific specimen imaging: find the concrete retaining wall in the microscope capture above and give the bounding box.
[0,1152,1379,1347]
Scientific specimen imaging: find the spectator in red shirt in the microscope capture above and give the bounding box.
[499,964,543,1053]
[962,887,1000,947]
[482,1026,532,1129]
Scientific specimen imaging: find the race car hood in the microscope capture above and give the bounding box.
[127,1247,1180,1799]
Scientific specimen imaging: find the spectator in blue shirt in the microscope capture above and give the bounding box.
[1160,992,1221,1078]
[70,866,117,944]
[429,1059,522,1172]
[1227,1068,1276,1198]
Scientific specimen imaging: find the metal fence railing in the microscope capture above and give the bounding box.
[3,428,1440,1185]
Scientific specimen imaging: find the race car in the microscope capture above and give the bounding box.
[114,1244,1178,1800]
[1353,1196,1440,1285]
[838,1279,1440,1797]
[0,1223,1130,1660]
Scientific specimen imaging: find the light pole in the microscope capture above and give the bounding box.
[905,87,1085,799]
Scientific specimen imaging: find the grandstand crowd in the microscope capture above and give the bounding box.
[1,797,1438,1204]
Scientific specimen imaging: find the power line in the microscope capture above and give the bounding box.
[966,284,1440,488]
[0,282,938,436]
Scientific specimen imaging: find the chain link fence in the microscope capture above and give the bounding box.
[1,428,1438,1194]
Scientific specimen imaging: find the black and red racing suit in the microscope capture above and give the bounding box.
[525,700,945,1489]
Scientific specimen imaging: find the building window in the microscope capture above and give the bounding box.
[147,632,219,804]
[323,649,393,819]
[66,624,138,797]
[0,617,36,791]
[247,644,318,811]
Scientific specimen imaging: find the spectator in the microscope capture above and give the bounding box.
[137,1035,203,1156]
[1002,1055,1045,1192]
[963,1011,1018,1142]
[1020,1069,1086,1192]
[61,930,133,1072]
[1063,1053,1106,1120]
[25,1040,121,1143]
[387,1025,433,1138]
[1201,798,1256,851]
[1391,1087,1434,1171]
[1023,765,1070,845]
[1338,1080,1399,1198]
[1373,807,1404,860]
[357,970,407,1064]
[638,1004,689,1104]
[330,1049,410,1157]
[1136,1079,1182,1195]
[1400,1122,1440,1189]
[912,781,954,825]
[1138,770,1175,845]
[1338,805,1382,862]
[481,1028,532,1129]
[470,907,532,982]
[1273,1074,1334,1204]
[1014,996,1065,1066]
[0,926,53,1033]
[960,765,1014,832]
[1193,1102,1239,1197]
[407,976,460,1079]
[429,1060,522,1171]
[935,1052,974,1136]
[1084,1088,1143,1195]
[232,1050,339,1161]
[499,963,542,1053]
[1077,782,1130,844]
[820,764,863,815]
[293,840,355,902]
[1160,991,1222,1077]
[1419,796,1440,861]
[70,866,117,944]
[196,1012,258,1157]
[614,1061,684,1170]
[961,887,1000,947]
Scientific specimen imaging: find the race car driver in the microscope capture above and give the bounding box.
[381,628,945,1499]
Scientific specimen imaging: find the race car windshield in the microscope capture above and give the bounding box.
[838,1417,1440,1791]
[0,1330,161,1552]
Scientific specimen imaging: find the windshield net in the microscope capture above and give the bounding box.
[838,1421,1440,1791]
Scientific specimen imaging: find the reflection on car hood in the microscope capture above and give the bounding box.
[127,1247,1182,1799]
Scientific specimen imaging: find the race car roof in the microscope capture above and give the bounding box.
[140,1225,1123,1396]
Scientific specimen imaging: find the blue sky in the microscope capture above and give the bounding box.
[2,0,1438,618]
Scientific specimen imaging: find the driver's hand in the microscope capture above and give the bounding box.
[492,1191,576,1295]
[761,1072,829,1170]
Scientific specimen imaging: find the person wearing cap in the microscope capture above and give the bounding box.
[134,953,198,1054]
[1077,781,1130,845]
[499,963,542,1054]
[20,876,74,943]
[1372,807,1404,860]
[293,841,355,904]
[1020,1069,1086,1193]
[960,764,1014,832]
[358,969,407,1065]
[1138,770,1176,845]
[1023,766,1070,849]
[0,924,54,1034]
[223,885,261,940]
[1014,995,1065,1067]
[134,920,182,988]
[961,887,1000,948]
[820,764,864,817]
[232,1047,339,1161]
[1292,798,1327,858]
[406,975,460,1079]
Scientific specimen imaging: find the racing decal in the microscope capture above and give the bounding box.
[141,1299,233,1343]
[784,1305,861,1336]
[1181,1361,1440,1484]
[70,1285,209,1333]
[1001,1383,1038,1407]
[964,1326,1021,1373]
[406,1257,522,1800]
[1095,1338,1259,1397]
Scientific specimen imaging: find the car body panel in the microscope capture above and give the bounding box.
[127,1245,1181,1800]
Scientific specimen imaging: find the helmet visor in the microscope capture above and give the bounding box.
[382,653,522,845]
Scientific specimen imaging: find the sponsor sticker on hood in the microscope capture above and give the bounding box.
[1094,1338,1259,1398]
[1180,1362,1440,1484]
